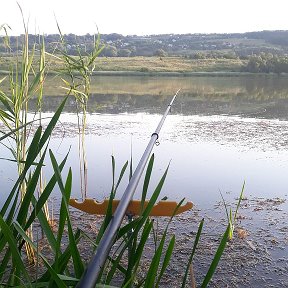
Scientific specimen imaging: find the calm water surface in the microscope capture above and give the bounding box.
[1,75,288,209]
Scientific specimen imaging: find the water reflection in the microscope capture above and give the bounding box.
[25,75,288,120]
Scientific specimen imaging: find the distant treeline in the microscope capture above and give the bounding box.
[1,30,288,58]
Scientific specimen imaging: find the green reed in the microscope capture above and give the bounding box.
[220,181,245,240]
[0,98,68,286]
[0,5,48,263]
[55,21,104,199]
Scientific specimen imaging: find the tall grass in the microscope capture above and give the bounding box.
[0,5,50,263]
[55,22,104,199]
[36,34,51,224]
[0,98,68,286]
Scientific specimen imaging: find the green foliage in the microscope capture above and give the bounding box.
[220,181,245,240]
[0,98,68,287]
[245,53,288,73]
[154,49,167,57]
[201,224,231,287]
[102,45,118,57]
[118,49,132,57]
[55,23,104,199]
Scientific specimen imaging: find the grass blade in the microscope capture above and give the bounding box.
[38,229,82,282]
[140,163,169,222]
[155,235,175,287]
[13,221,66,288]
[181,218,204,288]
[143,230,167,288]
[49,151,84,277]
[17,145,47,226]
[25,150,70,230]
[0,215,31,286]
[141,154,154,214]
[38,96,67,149]
[234,181,245,222]
[201,224,230,288]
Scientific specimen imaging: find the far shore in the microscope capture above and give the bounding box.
[1,55,288,78]
[91,70,288,77]
[1,69,288,77]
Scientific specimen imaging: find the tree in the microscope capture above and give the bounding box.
[192,52,206,59]
[102,45,118,57]
[118,48,131,57]
[154,48,167,57]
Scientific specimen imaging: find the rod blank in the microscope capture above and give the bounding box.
[77,89,180,287]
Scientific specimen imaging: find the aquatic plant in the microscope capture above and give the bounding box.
[0,98,68,286]
[55,21,104,199]
[220,181,245,240]
[0,5,52,262]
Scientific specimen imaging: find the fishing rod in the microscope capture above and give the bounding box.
[77,89,180,288]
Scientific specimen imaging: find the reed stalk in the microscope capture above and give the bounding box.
[36,34,51,224]
[0,5,50,263]
[14,8,35,263]
[55,24,104,199]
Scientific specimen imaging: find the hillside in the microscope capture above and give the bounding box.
[2,30,288,73]
[1,30,288,58]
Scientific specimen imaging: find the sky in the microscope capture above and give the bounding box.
[1,0,288,36]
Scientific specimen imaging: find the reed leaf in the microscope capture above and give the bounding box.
[0,157,41,166]
[22,126,43,173]
[0,90,14,115]
[155,235,175,287]
[17,145,47,226]
[38,96,67,149]
[140,154,154,214]
[24,150,70,230]
[201,224,230,287]
[181,218,204,288]
[139,163,169,223]
[117,218,140,240]
[234,181,245,222]
[129,219,153,282]
[97,158,128,244]
[114,160,128,194]
[37,229,82,282]
[13,221,66,288]
[0,216,31,286]
[30,200,57,251]
[106,240,129,284]
[0,120,35,142]
[143,229,167,288]
[0,248,12,282]
[0,186,20,237]
[49,151,84,277]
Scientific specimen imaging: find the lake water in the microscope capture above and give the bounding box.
[1,75,288,209]
[2,75,288,285]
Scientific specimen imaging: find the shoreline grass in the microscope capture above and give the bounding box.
[0,55,252,76]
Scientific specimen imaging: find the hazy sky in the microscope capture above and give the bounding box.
[1,0,288,36]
